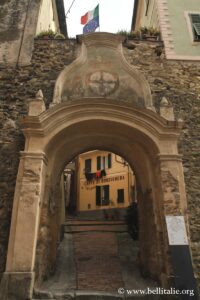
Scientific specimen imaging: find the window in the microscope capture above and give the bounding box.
[96,153,112,170]
[190,14,200,41]
[117,189,124,203]
[96,185,110,206]
[85,159,91,173]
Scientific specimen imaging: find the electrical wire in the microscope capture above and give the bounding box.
[66,0,76,17]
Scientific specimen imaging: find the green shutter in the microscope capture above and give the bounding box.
[85,159,91,173]
[190,14,200,38]
[193,23,200,36]
[96,186,101,206]
[103,185,109,205]
[97,156,101,170]
[108,153,112,168]
[117,189,124,203]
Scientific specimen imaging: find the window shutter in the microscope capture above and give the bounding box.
[97,156,101,170]
[96,186,101,206]
[190,14,200,38]
[85,159,91,173]
[108,153,112,168]
[104,185,109,204]
[117,189,124,203]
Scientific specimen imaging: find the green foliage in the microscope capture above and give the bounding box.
[148,27,160,36]
[117,29,140,38]
[36,29,56,39]
[117,27,160,40]
[140,26,148,34]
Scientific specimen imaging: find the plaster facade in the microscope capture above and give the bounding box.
[132,0,200,60]
[36,0,60,35]
[133,0,159,31]
[77,151,134,212]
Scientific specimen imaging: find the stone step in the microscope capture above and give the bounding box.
[64,224,128,233]
[32,289,151,299]
[65,220,126,226]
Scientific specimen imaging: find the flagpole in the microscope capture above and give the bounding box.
[99,4,100,32]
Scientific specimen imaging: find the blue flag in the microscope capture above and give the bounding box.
[83,16,99,34]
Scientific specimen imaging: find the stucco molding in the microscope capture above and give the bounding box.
[20,101,183,157]
[52,32,154,111]
[156,0,176,58]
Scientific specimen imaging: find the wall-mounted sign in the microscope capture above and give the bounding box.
[165,216,188,245]
[85,175,125,185]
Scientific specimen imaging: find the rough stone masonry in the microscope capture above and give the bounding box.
[0,38,200,289]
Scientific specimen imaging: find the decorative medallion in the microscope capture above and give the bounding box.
[88,71,119,96]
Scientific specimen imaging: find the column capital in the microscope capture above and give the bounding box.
[20,151,48,165]
[157,154,183,162]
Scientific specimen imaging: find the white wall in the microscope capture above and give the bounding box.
[36,0,59,34]
[140,0,160,29]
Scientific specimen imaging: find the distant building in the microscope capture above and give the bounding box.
[132,0,159,31]
[132,0,200,60]
[36,0,68,36]
[77,151,135,214]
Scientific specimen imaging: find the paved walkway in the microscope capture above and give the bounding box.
[74,231,124,291]
[34,220,157,299]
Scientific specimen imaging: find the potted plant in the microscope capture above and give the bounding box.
[140,26,149,39]
[36,29,55,39]
[54,33,65,40]
[148,27,161,40]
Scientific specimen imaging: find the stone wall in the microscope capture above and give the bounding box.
[0,38,200,286]
[0,39,77,277]
[123,39,200,282]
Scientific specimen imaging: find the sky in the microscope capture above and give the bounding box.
[64,0,135,38]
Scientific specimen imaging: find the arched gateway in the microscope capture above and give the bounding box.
[1,33,189,299]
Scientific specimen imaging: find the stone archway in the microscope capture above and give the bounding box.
[2,100,188,299]
[0,33,189,299]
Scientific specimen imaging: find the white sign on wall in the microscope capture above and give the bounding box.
[165,216,188,246]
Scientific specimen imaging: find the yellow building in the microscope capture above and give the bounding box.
[77,151,135,213]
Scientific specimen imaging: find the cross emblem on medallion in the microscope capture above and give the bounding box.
[88,71,119,96]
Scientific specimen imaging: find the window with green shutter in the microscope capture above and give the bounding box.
[190,14,200,41]
[117,189,124,203]
[102,185,109,206]
[85,158,91,173]
[108,153,112,168]
[97,156,101,170]
[96,186,101,206]
[96,185,109,206]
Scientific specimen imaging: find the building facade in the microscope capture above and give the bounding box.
[132,0,200,60]
[0,0,67,66]
[77,151,135,213]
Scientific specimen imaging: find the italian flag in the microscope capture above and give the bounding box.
[81,4,99,25]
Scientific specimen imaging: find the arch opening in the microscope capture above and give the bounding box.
[33,116,167,292]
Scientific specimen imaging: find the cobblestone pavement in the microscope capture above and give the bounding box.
[73,231,124,291]
[36,220,157,298]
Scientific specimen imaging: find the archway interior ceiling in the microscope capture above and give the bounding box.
[44,119,160,192]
